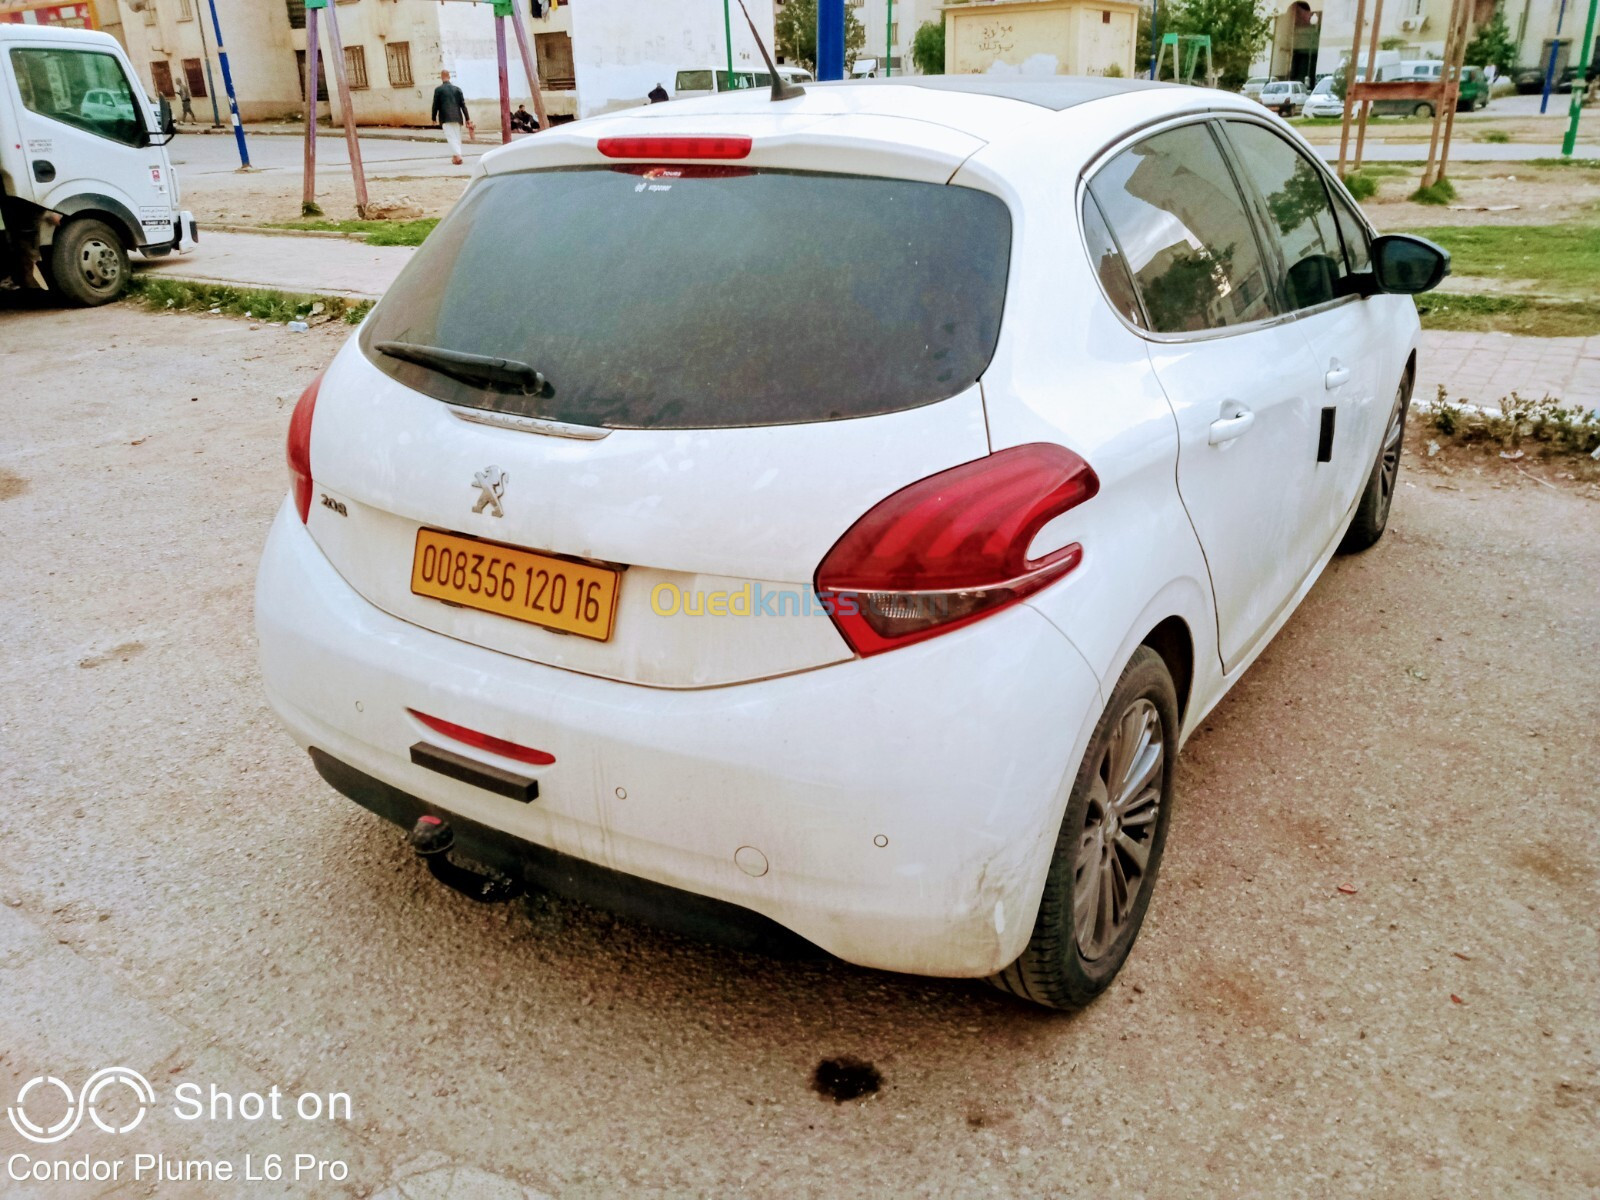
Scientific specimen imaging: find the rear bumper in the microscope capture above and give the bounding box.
[255,501,1105,977]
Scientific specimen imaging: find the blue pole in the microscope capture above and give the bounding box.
[204,0,250,167]
[818,0,846,80]
[1541,0,1568,114]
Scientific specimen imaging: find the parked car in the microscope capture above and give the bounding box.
[1302,75,1345,117]
[1455,65,1489,110]
[1258,79,1308,115]
[258,76,1449,1010]
[1372,61,1487,117]
[1513,62,1578,93]
[1242,75,1274,99]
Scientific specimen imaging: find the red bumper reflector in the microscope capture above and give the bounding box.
[596,135,753,160]
[407,710,556,766]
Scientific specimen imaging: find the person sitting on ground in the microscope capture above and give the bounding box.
[509,104,537,133]
[647,82,670,104]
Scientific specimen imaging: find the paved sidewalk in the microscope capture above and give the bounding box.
[135,231,413,300]
[1414,329,1600,410]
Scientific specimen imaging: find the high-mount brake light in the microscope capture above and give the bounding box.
[286,374,322,524]
[814,444,1100,657]
[596,135,753,160]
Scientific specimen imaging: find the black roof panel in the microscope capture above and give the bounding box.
[812,75,1181,111]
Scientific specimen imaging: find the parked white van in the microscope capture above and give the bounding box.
[0,24,195,304]
[673,65,812,99]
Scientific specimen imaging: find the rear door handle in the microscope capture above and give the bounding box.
[1208,403,1255,445]
[1325,363,1351,389]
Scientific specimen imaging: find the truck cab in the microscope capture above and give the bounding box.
[0,24,196,305]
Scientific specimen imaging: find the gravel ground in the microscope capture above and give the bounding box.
[1,301,1596,1198]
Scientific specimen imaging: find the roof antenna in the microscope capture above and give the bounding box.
[733,0,806,102]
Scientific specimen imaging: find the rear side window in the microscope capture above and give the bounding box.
[360,168,1012,429]
[1222,121,1348,310]
[675,70,710,90]
[1080,191,1144,327]
[1089,123,1275,335]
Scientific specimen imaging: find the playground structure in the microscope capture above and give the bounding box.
[1156,33,1215,87]
[1335,0,1469,187]
[300,0,547,218]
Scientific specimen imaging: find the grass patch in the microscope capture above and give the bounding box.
[1409,177,1458,205]
[1357,163,1413,177]
[1414,292,1600,337]
[1408,222,1600,297]
[1343,171,1380,200]
[1478,129,1511,143]
[1426,385,1600,456]
[265,217,439,246]
[125,277,372,326]
[1526,157,1600,169]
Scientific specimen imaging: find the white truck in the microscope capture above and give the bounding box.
[1,24,195,305]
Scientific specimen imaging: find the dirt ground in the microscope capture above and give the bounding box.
[1359,159,1600,230]
[1,300,1597,1198]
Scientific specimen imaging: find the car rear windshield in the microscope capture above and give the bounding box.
[358,167,1012,429]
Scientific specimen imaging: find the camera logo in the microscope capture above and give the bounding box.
[7,1068,156,1144]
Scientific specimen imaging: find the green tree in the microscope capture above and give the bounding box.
[775,0,867,73]
[1162,0,1273,90]
[1463,4,1518,73]
[911,19,945,75]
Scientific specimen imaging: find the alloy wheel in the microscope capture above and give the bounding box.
[1073,698,1164,961]
[1376,390,1406,522]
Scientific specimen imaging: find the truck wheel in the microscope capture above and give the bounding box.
[50,218,130,306]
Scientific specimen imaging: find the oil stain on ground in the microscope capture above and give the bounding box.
[810,1057,882,1103]
[0,469,28,500]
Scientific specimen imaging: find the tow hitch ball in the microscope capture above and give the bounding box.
[408,815,523,904]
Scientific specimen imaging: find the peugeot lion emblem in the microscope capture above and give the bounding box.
[472,466,506,518]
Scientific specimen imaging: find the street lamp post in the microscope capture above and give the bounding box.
[192,0,222,127]
[723,0,735,89]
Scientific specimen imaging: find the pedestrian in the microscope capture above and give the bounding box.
[177,77,194,122]
[430,69,473,166]
[647,82,669,104]
[509,103,537,133]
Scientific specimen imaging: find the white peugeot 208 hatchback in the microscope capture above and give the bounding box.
[256,77,1448,1009]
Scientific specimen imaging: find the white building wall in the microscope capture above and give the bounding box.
[572,0,775,116]
[851,0,942,74]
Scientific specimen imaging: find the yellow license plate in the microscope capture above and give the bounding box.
[411,528,620,641]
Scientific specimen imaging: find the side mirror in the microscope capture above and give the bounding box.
[1369,233,1451,294]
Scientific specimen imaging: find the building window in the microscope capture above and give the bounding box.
[889,21,898,45]
[385,40,413,87]
[150,60,175,97]
[285,0,306,31]
[344,45,369,90]
[177,0,193,19]
[297,48,329,101]
[143,0,157,25]
[535,31,575,90]
[182,57,207,97]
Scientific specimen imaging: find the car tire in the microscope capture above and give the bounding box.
[49,218,130,306]
[1339,379,1411,554]
[1412,102,1434,117]
[988,646,1178,1010]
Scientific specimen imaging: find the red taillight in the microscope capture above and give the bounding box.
[815,444,1099,657]
[286,374,321,523]
[407,710,557,767]
[596,135,752,160]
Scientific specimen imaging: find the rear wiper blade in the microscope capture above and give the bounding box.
[375,341,550,395]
